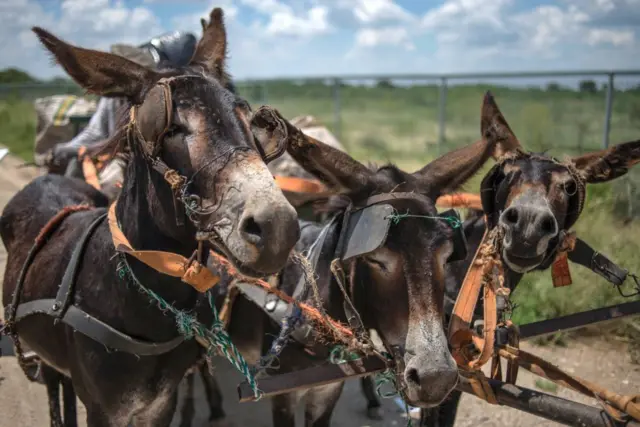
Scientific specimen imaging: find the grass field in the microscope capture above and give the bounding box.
[1,81,640,332]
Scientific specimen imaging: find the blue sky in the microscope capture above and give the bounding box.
[2,0,640,81]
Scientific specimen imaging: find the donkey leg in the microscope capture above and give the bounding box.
[131,388,179,427]
[304,383,344,427]
[199,363,226,421]
[41,364,63,427]
[178,372,195,427]
[272,393,297,427]
[360,376,383,420]
[437,390,462,427]
[61,375,78,427]
[418,390,462,427]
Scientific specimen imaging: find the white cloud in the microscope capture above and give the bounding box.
[422,0,512,31]
[355,27,414,50]
[586,28,634,45]
[266,6,331,37]
[352,0,413,24]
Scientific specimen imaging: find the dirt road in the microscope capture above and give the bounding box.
[0,152,638,427]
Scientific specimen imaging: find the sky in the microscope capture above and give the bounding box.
[1,0,640,81]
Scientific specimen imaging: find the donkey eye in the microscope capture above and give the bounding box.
[165,125,182,137]
[562,179,577,196]
[363,256,388,272]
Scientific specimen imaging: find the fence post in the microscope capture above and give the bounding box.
[438,77,448,154]
[333,78,342,141]
[602,73,615,149]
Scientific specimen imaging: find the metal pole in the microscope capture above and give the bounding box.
[333,78,342,141]
[457,377,638,427]
[603,73,615,148]
[438,77,448,154]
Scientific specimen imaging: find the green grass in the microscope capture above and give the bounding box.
[2,81,640,327]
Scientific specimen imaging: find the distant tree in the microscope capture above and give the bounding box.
[49,76,72,85]
[0,67,37,84]
[546,82,561,92]
[376,78,395,89]
[578,79,598,94]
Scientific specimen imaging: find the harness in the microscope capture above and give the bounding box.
[2,75,285,374]
[448,149,640,418]
[233,192,468,396]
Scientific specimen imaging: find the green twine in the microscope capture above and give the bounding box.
[386,212,462,229]
[116,256,263,400]
[328,345,362,364]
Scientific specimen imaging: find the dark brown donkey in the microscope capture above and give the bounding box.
[198,101,514,427]
[419,94,640,427]
[1,8,299,427]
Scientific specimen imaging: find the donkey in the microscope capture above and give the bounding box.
[1,8,299,427]
[196,99,518,427]
[418,94,640,427]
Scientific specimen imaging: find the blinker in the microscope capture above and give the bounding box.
[341,204,394,261]
[340,204,468,263]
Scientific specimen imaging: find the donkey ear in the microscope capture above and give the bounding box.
[190,8,228,82]
[251,106,373,192]
[481,91,522,159]
[571,139,640,184]
[414,138,499,200]
[33,27,159,105]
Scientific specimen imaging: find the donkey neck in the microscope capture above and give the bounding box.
[116,156,196,257]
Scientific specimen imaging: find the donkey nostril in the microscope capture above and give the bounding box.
[505,208,519,225]
[540,215,556,235]
[240,216,263,243]
[406,368,420,386]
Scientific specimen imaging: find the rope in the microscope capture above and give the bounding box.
[116,254,263,399]
[386,211,462,229]
[208,251,357,344]
[253,303,305,375]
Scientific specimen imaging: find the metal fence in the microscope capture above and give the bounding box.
[1,69,640,215]
[233,70,640,152]
[2,69,640,157]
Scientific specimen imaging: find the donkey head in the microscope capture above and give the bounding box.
[251,106,505,407]
[33,8,299,276]
[481,92,640,274]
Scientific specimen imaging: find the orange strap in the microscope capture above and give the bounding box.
[107,203,219,292]
[274,175,328,194]
[449,224,502,371]
[273,175,483,211]
[78,146,101,191]
[436,193,482,210]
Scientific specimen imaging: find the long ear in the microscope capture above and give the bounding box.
[481,91,522,159]
[251,106,374,192]
[33,27,159,105]
[201,18,207,32]
[413,138,500,200]
[190,8,228,82]
[571,139,640,183]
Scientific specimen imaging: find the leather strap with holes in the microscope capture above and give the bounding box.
[448,222,502,371]
[108,203,218,292]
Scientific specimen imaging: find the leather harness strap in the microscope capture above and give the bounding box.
[108,203,219,293]
[7,210,184,356]
[78,146,101,191]
[448,223,503,371]
[13,300,184,356]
